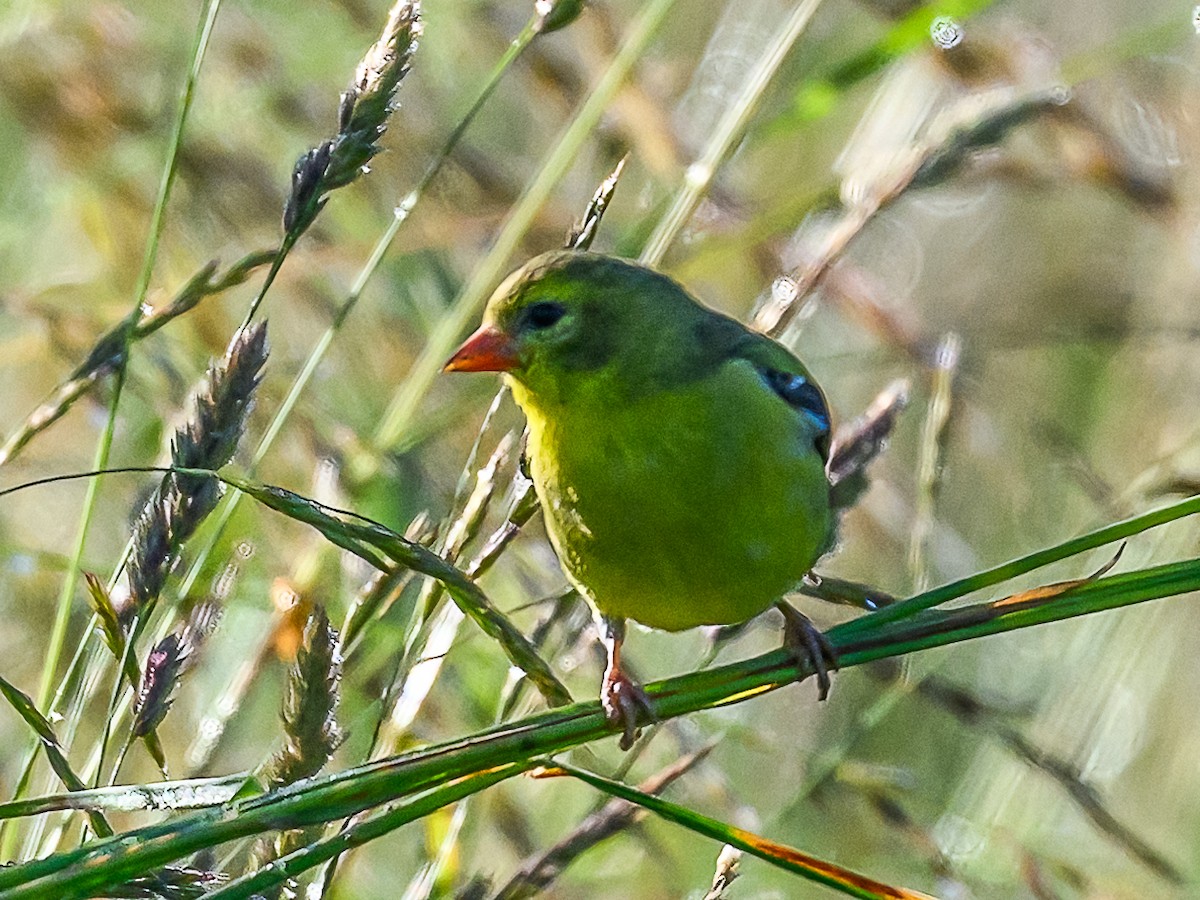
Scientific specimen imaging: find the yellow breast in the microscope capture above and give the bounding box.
[514,359,831,632]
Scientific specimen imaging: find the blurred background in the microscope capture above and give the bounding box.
[1,0,1199,896]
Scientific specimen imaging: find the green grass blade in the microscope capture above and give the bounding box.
[0,551,1193,896]
[0,775,248,822]
[836,494,1200,639]
[206,765,526,900]
[0,676,112,839]
[223,473,572,707]
[836,557,1200,661]
[550,760,933,899]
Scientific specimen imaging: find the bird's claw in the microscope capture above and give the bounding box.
[779,604,838,700]
[602,669,656,751]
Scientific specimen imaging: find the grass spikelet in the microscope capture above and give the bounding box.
[126,323,269,612]
[283,1,422,235]
[83,572,127,658]
[565,155,625,251]
[267,606,344,788]
[249,607,343,899]
[534,0,587,35]
[328,1,422,188]
[132,602,222,741]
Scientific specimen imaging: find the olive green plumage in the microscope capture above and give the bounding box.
[470,250,833,633]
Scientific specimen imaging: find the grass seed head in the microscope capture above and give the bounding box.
[127,323,269,612]
[284,1,421,235]
[267,605,344,788]
[132,601,222,738]
[535,0,586,33]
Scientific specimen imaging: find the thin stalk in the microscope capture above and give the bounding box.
[35,0,221,712]
[639,0,824,266]
[12,375,124,871]
[92,611,145,793]
[33,378,124,725]
[908,334,960,590]
[239,235,295,331]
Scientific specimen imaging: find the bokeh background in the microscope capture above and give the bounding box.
[1,0,1199,897]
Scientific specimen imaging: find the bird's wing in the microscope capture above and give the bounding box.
[729,330,832,462]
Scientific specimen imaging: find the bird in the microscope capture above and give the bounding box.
[444,250,837,748]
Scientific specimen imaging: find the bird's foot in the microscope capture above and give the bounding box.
[778,602,838,700]
[601,668,656,751]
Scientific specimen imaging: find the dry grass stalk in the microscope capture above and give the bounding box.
[491,746,713,899]
[565,155,625,250]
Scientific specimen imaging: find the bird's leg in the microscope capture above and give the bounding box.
[777,601,838,701]
[599,616,656,751]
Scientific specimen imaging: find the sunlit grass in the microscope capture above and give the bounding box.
[0,0,1196,897]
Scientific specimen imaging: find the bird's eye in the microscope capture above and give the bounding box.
[523,301,567,330]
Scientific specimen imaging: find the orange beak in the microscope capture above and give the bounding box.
[443,325,520,373]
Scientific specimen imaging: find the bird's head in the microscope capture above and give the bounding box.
[443,250,710,402]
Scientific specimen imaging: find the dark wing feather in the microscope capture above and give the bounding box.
[759,368,832,461]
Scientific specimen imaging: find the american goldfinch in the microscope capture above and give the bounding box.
[446,251,835,747]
